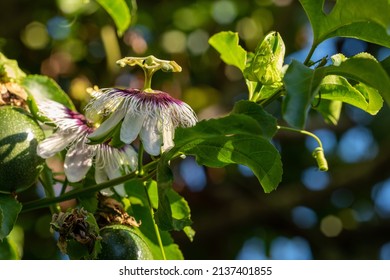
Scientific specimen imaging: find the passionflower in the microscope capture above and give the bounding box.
[36,100,137,196]
[86,87,197,156]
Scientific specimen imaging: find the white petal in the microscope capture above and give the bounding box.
[94,151,118,196]
[95,146,129,197]
[94,164,116,197]
[120,112,145,144]
[88,108,126,141]
[100,188,114,196]
[113,185,127,197]
[105,163,127,197]
[140,118,163,156]
[37,131,77,158]
[64,139,95,182]
[123,145,138,171]
[161,122,175,153]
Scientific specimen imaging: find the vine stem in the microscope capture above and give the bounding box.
[277,125,328,171]
[21,160,158,213]
[277,125,323,148]
[303,43,318,66]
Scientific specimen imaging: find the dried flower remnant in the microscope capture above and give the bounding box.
[50,208,101,258]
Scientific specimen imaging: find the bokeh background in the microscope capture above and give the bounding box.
[2,0,390,259]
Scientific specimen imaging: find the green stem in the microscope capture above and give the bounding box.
[116,55,182,93]
[277,125,328,171]
[277,125,323,148]
[142,68,156,92]
[303,43,318,66]
[22,160,159,213]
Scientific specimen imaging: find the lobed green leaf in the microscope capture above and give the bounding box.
[300,0,390,48]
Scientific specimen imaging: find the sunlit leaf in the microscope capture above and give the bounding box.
[164,113,282,193]
[96,0,132,36]
[0,195,22,241]
[244,32,285,85]
[251,82,284,105]
[0,238,19,260]
[209,31,247,71]
[0,53,26,82]
[22,75,76,111]
[319,75,383,115]
[325,53,390,107]
[300,0,390,48]
[314,99,342,125]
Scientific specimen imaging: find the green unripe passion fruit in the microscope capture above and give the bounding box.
[0,106,45,193]
[98,225,153,260]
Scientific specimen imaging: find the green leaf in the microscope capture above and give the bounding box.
[22,75,76,111]
[96,0,132,36]
[165,114,282,193]
[231,100,278,139]
[155,166,192,232]
[300,0,390,48]
[380,55,390,76]
[209,31,247,71]
[0,53,26,82]
[284,54,389,128]
[125,179,184,260]
[244,32,285,85]
[78,193,99,213]
[282,60,326,128]
[0,238,19,260]
[325,53,390,107]
[319,75,383,115]
[0,194,22,241]
[252,82,283,103]
[314,99,342,125]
